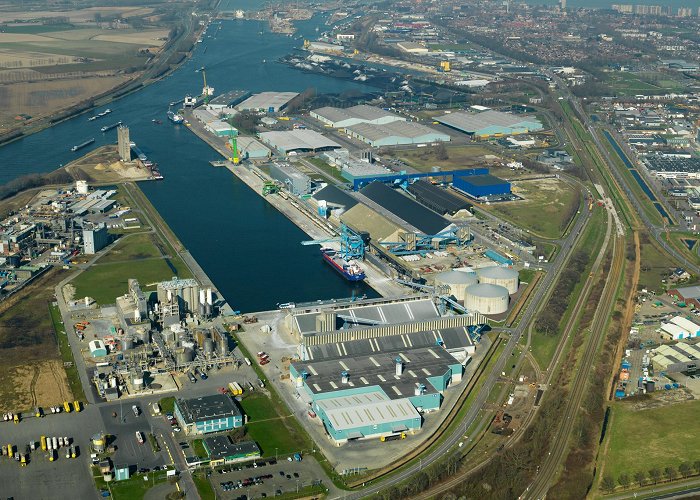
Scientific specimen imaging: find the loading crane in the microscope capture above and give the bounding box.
[301,224,364,260]
[201,69,214,104]
[380,226,471,255]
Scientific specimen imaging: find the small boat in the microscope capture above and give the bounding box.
[70,138,95,152]
[100,121,122,133]
[152,119,162,125]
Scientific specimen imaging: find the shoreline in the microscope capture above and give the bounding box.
[180,109,407,299]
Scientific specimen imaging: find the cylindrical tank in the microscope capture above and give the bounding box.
[433,270,478,302]
[120,337,134,351]
[395,357,403,376]
[645,380,655,392]
[132,373,145,391]
[341,371,349,384]
[109,376,117,388]
[92,433,105,453]
[175,347,194,365]
[476,266,519,295]
[103,472,113,482]
[204,339,214,357]
[205,303,212,317]
[218,335,228,356]
[206,288,213,306]
[76,180,89,194]
[464,283,509,315]
[136,328,150,344]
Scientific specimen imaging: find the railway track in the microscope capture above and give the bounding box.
[524,229,625,499]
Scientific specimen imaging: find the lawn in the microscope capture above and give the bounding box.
[602,399,700,479]
[486,177,580,239]
[93,468,170,500]
[529,331,560,371]
[158,396,175,414]
[245,417,306,458]
[239,392,282,421]
[192,472,216,500]
[192,438,206,458]
[97,232,163,263]
[306,157,345,182]
[50,303,86,402]
[604,71,686,96]
[71,256,191,305]
[664,230,700,269]
[638,234,679,293]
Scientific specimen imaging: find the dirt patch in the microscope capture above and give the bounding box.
[0,360,72,412]
[628,388,695,411]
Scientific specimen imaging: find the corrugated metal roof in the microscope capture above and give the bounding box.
[318,395,420,431]
[407,180,470,215]
[436,110,542,134]
[259,130,341,153]
[347,121,449,142]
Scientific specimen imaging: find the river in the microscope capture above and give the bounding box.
[0,13,380,312]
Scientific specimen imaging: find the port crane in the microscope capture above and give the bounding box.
[380,226,471,255]
[225,127,240,165]
[301,224,364,260]
[201,69,214,104]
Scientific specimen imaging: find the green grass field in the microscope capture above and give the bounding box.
[93,468,169,500]
[245,417,306,458]
[192,472,216,500]
[71,256,191,305]
[97,233,163,263]
[603,400,700,479]
[158,396,175,414]
[638,236,677,293]
[486,177,580,239]
[307,157,345,182]
[604,71,686,96]
[239,392,282,421]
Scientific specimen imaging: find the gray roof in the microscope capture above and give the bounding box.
[259,130,341,153]
[236,91,298,111]
[436,110,542,133]
[293,345,458,398]
[312,184,359,210]
[347,121,449,142]
[465,283,509,298]
[293,297,439,335]
[476,266,519,280]
[434,270,478,285]
[305,326,474,360]
[203,437,259,460]
[312,104,403,124]
[672,286,700,300]
[316,393,420,431]
[176,394,241,424]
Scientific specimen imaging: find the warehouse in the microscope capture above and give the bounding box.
[236,91,299,113]
[670,316,700,337]
[258,130,342,155]
[268,162,311,195]
[203,437,260,466]
[660,322,690,341]
[175,394,244,435]
[311,105,406,128]
[206,89,250,110]
[312,391,421,443]
[205,120,236,137]
[346,121,450,147]
[340,203,403,244]
[436,110,543,138]
[407,180,471,215]
[359,181,453,235]
[453,174,511,198]
[397,41,429,54]
[312,184,358,218]
[236,136,271,159]
[651,342,700,373]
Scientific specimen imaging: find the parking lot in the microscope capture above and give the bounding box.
[210,458,327,499]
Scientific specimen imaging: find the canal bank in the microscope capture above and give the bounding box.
[181,110,406,299]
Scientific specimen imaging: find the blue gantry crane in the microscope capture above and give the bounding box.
[301,224,365,260]
[380,226,471,255]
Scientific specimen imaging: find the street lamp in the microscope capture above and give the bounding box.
[275,448,278,461]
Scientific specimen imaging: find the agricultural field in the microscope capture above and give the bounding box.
[484,177,580,239]
[601,398,700,480]
[0,269,73,412]
[604,71,687,96]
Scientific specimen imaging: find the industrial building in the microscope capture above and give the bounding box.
[359,181,453,235]
[476,266,519,294]
[236,92,299,113]
[407,180,471,216]
[89,339,108,357]
[464,283,509,315]
[258,130,342,155]
[236,136,271,159]
[651,341,700,373]
[311,105,406,129]
[287,297,483,443]
[203,438,260,466]
[396,41,429,54]
[346,121,450,147]
[206,90,250,111]
[83,223,110,254]
[322,151,390,181]
[436,110,543,138]
[205,120,236,137]
[175,394,243,435]
[312,184,359,219]
[659,316,700,340]
[269,162,311,195]
[453,174,511,199]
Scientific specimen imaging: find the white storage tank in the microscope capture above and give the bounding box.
[476,266,519,295]
[76,180,89,194]
[433,270,478,302]
[465,283,509,315]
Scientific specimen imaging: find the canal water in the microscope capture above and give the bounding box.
[0,14,380,312]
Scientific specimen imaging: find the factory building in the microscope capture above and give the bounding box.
[436,110,543,138]
[464,283,509,315]
[311,105,406,129]
[258,130,342,155]
[205,120,237,137]
[476,266,519,294]
[203,438,260,466]
[359,181,453,235]
[206,89,250,111]
[322,151,390,181]
[83,223,110,254]
[346,121,450,147]
[313,391,421,443]
[407,180,472,216]
[268,162,311,196]
[651,342,700,373]
[660,316,700,340]
[236,136,271,159]
[433,270,478,302]
[175,394,243,436]
[396,41,429,54]
[453,174,511,198]
[157,278,202,320]
[236,92,299,113]
[89,339,108,357]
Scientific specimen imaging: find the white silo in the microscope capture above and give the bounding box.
[76,180,89,194]
[206,288,213,306]
[465,283,509,315]
[433,270,478,302]
[395,357,403,376]
[476,266,519,294]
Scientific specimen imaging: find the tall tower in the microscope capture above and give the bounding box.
[117,125,131,162]
[560,0,566,10]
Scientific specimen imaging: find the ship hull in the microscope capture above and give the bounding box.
[321,250,365,281]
